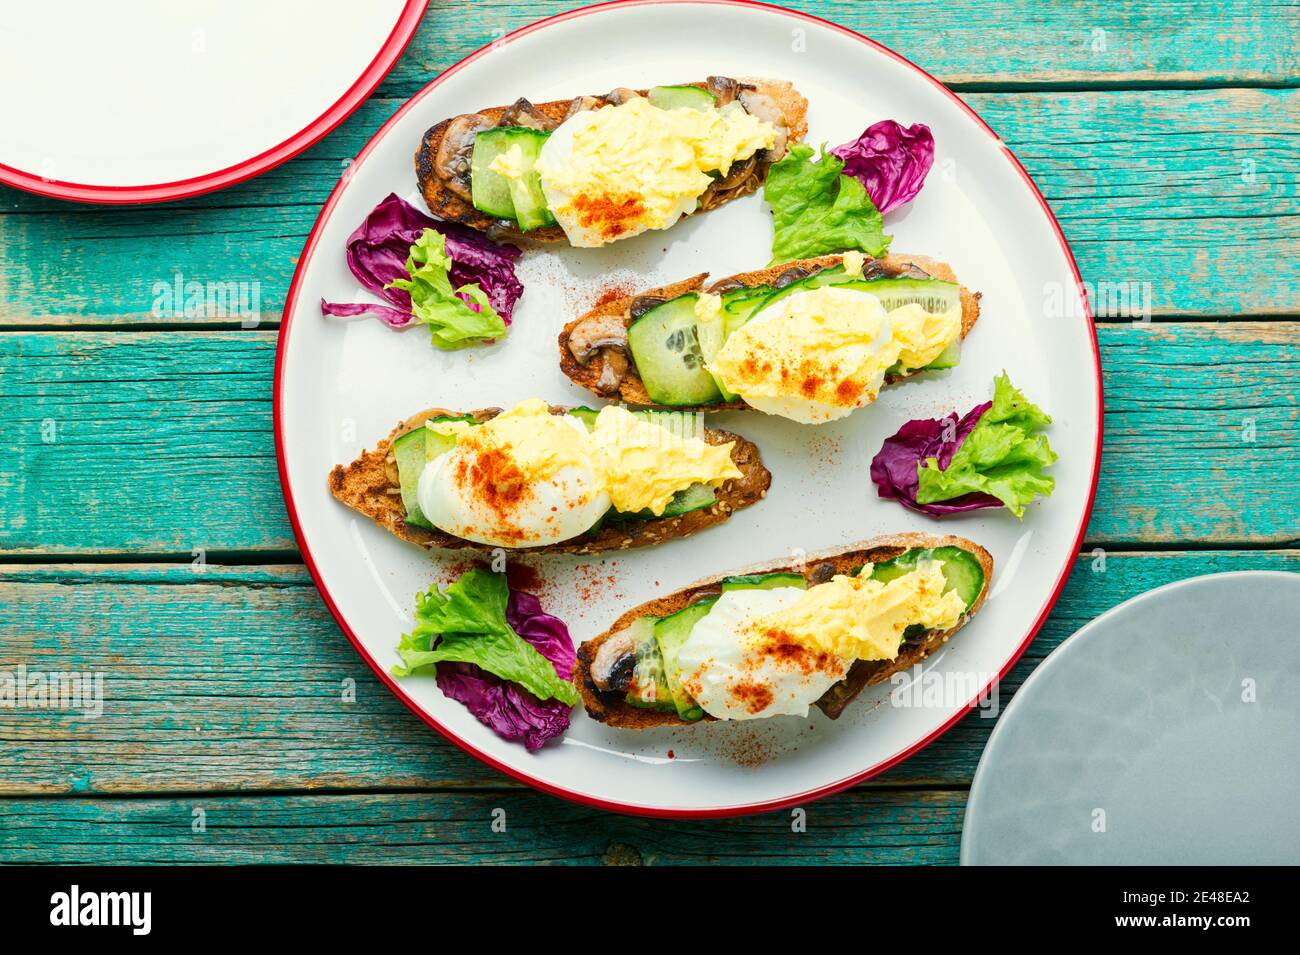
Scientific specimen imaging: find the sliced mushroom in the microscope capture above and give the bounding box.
[711,154,757,193]
[595,348,630,395]
[567,313,633,395]
[815,661,872,719]
[564,95,605,120]
[603,87,640,106]
[435,112,494,202]
[590,627,640,692]
[705,75,742,107]
[567,312,630,364]
[698,154,762,212]
[628,295,667,319]
[708,277,749,295]
[774,266,814,288]
[893,262,933,280]
[860,259,894,281]
[500,97,556,132]
[808,561,838,585]
[738,90,789,161]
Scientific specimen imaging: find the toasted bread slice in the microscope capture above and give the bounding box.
[559,253,982,411]
[328,405,771,556]
[415,78,809,243]
[575,532,993,728]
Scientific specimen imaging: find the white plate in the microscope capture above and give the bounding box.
[962,572,1300,865]
[276,0,1101,817]
[0,0,426,203]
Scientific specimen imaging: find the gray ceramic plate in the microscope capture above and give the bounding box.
[962,571,1300,865]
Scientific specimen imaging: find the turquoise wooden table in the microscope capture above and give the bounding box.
[2,0,1297,864]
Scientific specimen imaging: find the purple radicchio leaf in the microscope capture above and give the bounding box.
[832,120,935,215]
[319,192,523,327]
[869,400,1003,516]
[434,588,576,751]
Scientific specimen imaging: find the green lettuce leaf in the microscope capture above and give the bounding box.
[764,144,892,263]
[392,567,579,706]
[387,229,508,350]
[915,372,1058,518]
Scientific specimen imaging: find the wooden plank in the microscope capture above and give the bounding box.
[1,87,1296,324]
[2,323,1294,555]
[0,789,964,864]
[1,550,1295,797]
[376,1,1300,93]
[0,332,289,553]
[1091,322,1300,543]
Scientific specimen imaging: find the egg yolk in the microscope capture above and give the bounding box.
[743,561,967,662]
[487,142,528,181]
[536,96,776,241]
[590,405,740,514]
[889,302,962,372]
[840,250,866,277]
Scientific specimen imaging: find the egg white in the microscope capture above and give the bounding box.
[416,419,611,547]
[677,588,852,720]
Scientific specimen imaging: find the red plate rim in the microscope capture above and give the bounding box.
[0,0,429,205]
[274,0,1103,819]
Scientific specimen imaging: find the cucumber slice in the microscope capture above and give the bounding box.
[470,127,555,230]
[647,85,716,111]
[721,572,808,592]
[423,413,475,461]
[661,483,715,517]
[749,270,961,330]
[392,429,433,529]
[925,337,962,370]
[746,266,856,316]
[855,277,962,322]
[392,415,476,529]
[653,599,715,720]
[868,546,985,610]
[720,285,773,337]
[625,618,676,711]
[567,406,599,431]
[607,483,715,522]
[469,129,519,220]
[627,295,724,406]
[695,305,738,401]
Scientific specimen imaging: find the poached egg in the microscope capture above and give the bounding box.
[708,284,962,424]
[708,286,897,424]
[677,588,853,721]
[674,562,967,721]
[415,400,740,547]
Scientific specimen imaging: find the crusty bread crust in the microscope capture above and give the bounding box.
[575,533,993,728]
[327,406,771,556]
[415,79,809,243]
[558,253,982,411]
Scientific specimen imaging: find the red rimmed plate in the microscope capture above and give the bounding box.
[276,0,1101,817]
[0,1,427,203]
